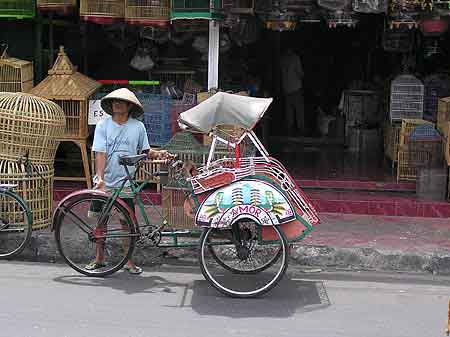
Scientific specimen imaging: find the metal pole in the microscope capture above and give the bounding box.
[207,20,219,90]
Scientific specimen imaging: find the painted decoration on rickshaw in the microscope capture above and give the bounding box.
[195,179,296,227]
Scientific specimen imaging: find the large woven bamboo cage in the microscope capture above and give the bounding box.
[162,185,196,229]
[0,160,54,230]
[0,51,33,93]
[0,92,65,165]
[125,0,170,27]
[0,0,35,19]
[30,46,101,141]
[80,0,125,24]
[37,0,77,14]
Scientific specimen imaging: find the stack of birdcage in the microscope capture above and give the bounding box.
[0,93,66,229]
[396,120,443,182]
[384,75,425,164]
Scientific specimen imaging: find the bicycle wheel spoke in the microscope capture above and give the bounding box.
[200,221,288,298]
[0,191,32,259]
[55,195,135,277]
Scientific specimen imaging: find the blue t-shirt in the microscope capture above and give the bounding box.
[92,117,150,188]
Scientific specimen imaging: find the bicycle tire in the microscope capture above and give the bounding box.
[0,189,33,259]
[199,225,289,298]
[54,193,136,277]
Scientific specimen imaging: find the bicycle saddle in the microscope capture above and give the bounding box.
[118,154,147,166]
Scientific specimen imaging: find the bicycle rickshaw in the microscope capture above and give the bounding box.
[52,92,320,298]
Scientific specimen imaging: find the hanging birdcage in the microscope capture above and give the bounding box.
[125,0,170,27]
[80,0,125,24]
[222,0,254,14]
[382,25,414,52]
[423,73,450,122]
[0,48,33,93]
[37,0,77,14]
[170,0,223,20]
[352,0,387,13]
[0,0,35,19]
[389,74,424,121]
[326,10,358,28]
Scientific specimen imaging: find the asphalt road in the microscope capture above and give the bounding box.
[0,261,449,337]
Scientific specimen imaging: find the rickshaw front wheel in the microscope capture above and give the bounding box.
[199,224,289,298]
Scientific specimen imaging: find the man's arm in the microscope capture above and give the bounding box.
[95,152,107,190]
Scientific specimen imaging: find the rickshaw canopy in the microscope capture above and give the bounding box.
[178,92,273,134]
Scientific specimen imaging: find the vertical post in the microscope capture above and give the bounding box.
[208,20,219,90]
[34,12,43,82]
[49,12,54,66]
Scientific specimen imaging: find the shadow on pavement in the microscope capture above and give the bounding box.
[188,277,331,318]
[52,273,189,295]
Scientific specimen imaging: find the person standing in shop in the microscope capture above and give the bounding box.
[280,47,305,137]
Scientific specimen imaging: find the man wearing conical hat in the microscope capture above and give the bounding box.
[88,88,174,274]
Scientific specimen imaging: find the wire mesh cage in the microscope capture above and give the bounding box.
[222,0,254,14]
[140,93,175,146]
[0,52,33,93]
[125,0,170,26]
[161,185,196,229]
[0,92,66,165]
[151,69,196,90]
[352,0,387,13]
[80,0,125,24]
[382,25,414,52]
[343,90,382,126]
[0,0,35,19]
[423,74,450,123]
[37,0,77,13]
[383,121,401,161]
[171,0,223,19]
[437,96,450,134]
[0,161,54,230]
[389,74,424,122]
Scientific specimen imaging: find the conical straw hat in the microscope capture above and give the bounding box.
[101,88,144,118]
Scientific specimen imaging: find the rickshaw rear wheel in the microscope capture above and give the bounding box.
[199,224,289,298]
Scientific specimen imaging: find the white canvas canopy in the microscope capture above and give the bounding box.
[178,92,273,134]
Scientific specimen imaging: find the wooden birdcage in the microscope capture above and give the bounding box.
[80,0,125,24]
[170,0,223,20]
[0,160,54,230]
[437,97,450,133]
[0,92,65,165]
[125,0,170,27]
[30,46,101,188]
[37,0,76,14]
[0,0,35,19]
[0,50,33,93]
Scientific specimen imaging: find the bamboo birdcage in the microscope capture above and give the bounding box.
[30,46,101,188]
[0,160,54,230]
[0,92,65,165]
[30,46,101,141]
[0,0,36,19]
[125,0,170,27]
[0,50,33,93]
[80,0,125,24]
[37,0,76,13]
[437,97,450,133]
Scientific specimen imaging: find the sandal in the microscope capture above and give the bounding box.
[123,264,143,275]
[85,260,106,271]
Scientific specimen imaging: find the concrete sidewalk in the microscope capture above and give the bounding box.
[13,212,450,275]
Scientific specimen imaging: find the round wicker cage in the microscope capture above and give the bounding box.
[0,92,66,165]
[0,160,54,230]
